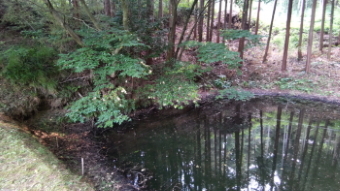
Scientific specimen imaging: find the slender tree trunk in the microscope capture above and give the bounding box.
[44,0,83,46]
[167,0,177,60]
[262,0,277,63]
[224,0,228,30]
[198,0,204,42]
[104,0,112,16]
[238,0,249,60]
[248,0,253,28]
[217,0,222,43]
[282,0,293,71]
[297,0,306,61]
[319,0,327,52]
[306,0,318,73]
[146,0,154,21]
[119,0,130,30]
[175,0,198,57]
[328,0,335,59]
[158,0,163,18]
[206,0,211,41]
[194,2,198,40]
[72,0,79,18]
[79,0,101,31]
[255,0,261,34]
[229,0,233,29]
[209,0,215,42]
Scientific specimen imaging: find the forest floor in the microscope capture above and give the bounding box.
[176,21,340,104]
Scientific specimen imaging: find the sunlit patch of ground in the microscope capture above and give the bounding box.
[0,114,94,191]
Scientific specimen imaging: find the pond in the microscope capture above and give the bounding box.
[101,97,340,191]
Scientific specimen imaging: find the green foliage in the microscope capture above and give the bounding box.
[0,45,58,91]
[274,78,315,93]
[58,28,150,128]
[221,29,262,48]
[65,88,131,128]
[140,76,200,109]
[214,79,254,101]
[184,41,243,68]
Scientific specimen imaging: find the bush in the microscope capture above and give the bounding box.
[0,45,58,92]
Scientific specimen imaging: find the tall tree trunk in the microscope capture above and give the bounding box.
[194,2,198,40]
[255,0,261,35]
[327,0,335,59]
[209,0,215,42]
[229,0,233,29]
[262,0,277,63]
[306,0,318,73]
[72,0,79,18]
[217,0,222,43]
[282,0,293,71]
[319,0,327,52]
[79,0,101,31]
[167,0,177,60]
[248,0,253,28]
[104,0,112,16]
[297,0,306,61]
[44,0,83,46]
[206,0,211,41]
[224,0,228,30]
[238,0,249,60]
[119,0,130,30]
[147,0,154,21]
[158,0,163,18]
[198,0,204,42]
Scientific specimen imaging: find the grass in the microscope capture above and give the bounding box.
[0,115,94,191]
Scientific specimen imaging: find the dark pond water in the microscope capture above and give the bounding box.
[102,97,340,191]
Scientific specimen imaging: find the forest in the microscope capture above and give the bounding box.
[0,0,340,127]
[1,0,340,190]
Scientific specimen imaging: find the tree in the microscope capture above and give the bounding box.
[229,0,233,29]
[306,0,318,73]
[217,0,222,43]
[238,0,250,60]
[255,0,261,35]
[282,0,293,71]
[198,0,204,42]
[262,0,278,63]
[44,0,83,46]
[319,0,327,52]
[297,0,306,61]
[167,0,178,60]
[104,0,112,16]
[158,0,163,18]
[328,0,335,59]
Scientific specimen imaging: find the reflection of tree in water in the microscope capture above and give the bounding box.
[105,98,340,190]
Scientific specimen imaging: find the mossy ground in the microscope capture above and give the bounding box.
[0,114,94,191]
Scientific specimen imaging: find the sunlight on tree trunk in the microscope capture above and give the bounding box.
[282,0,293,72]
[229,0,233,29]
[217,0,222,43]
[238,0,249,60]
[263,0,277,63]
[297,0,306,61]
[319,0,327,53]
[255,0,261,35]
[327,0,335,59]
[306,0,318,73]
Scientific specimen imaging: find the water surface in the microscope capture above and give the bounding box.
[103,97,340,191]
